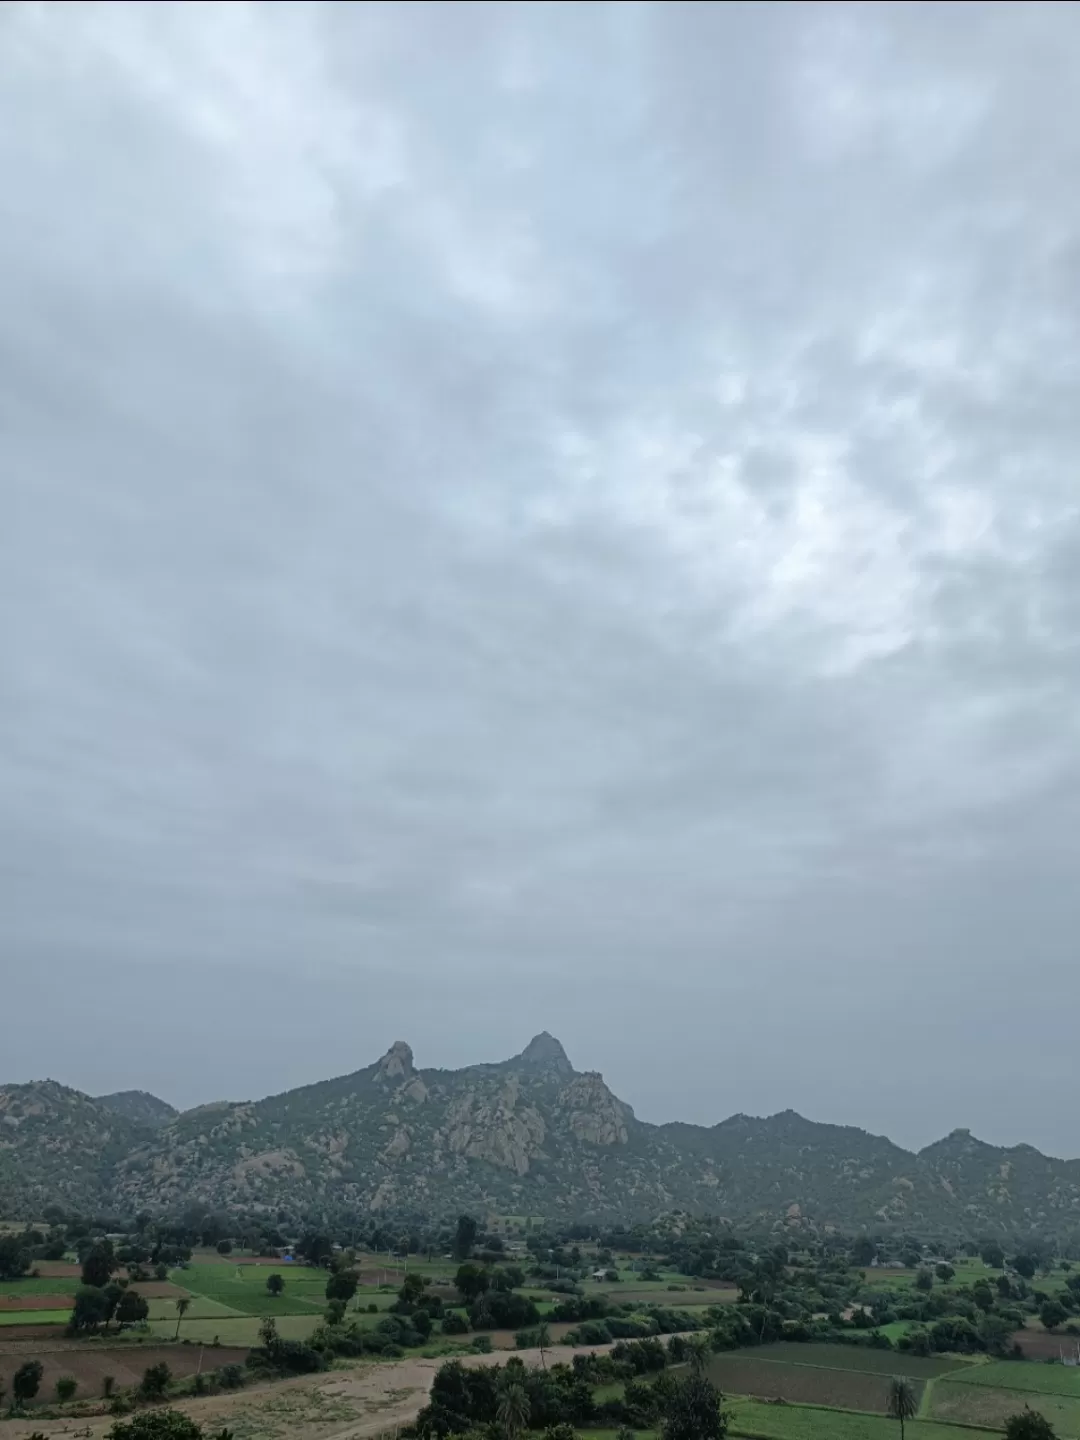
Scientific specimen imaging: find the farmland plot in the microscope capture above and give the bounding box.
[742,1342,969,1378]
[706,1354,917,1412]
[930,1381,1080,1437]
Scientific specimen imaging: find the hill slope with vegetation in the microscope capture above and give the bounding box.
[4,1035,1080,1232]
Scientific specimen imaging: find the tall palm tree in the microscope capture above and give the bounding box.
[536,1320,551,1370]
[887,1375,918,1440]
[496,1379,530,1440]
[174,1296,191,1339]
[688,1339,709,1377]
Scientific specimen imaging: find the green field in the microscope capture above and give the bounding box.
[929,1382,1080,1436]
[173,1263,335,1316]
[726,1399,992,1440]
[0,1276,81,1296]
[0,1308,71,1326]
[947,1362,1080,1397]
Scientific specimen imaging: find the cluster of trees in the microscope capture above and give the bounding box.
[409,1350,728,1440]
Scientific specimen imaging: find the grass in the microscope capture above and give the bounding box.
[724,1398,995,1440]
[174,1263,332,1316]
[949,1363,1080,1397]
[930,1382,1080,1436]
[0,1276,81,1296]
[0,1308,69,1325]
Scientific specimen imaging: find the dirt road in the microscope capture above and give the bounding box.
[0,1340,614,1440]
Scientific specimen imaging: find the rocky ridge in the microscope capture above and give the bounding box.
[4,1035,1080,1234]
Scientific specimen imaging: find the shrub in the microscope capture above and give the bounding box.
[216,1365,245,1391]
[56,1376,78,1402]
[442,1310,470,1335]
[107,1408,205,1440]
[471,1334,493,1353]
[139,1363,172,1400]
[103,1375,117,1399]
[12,1360,44,1405]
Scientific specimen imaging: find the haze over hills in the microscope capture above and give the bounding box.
[2,1034,1079,1235]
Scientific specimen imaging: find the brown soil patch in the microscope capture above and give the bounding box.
[30,1262,82,1278]
[0,1345,249,1403]
[133,1282,188,1299]
[1012,1327,1080,1359]
[0,1323,64,1342]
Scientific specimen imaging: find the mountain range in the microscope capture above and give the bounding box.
[2,1034,1079,1236]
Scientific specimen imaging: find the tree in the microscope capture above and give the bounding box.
[982,1243,1006,1269]
[56,1375,78,1402]
[1005,1409,1058,1440]
[0,1234,30,1281]
[82,1242,116,1289]
[325,1298,347,1326]
[266,1273,285,1297]
[298,1232,333,1266]
[972,1282,995,1312]
[536,1319,551,1370]
[659,1373,728,1440]
[258,1316,279,1350]
[852,1236,876,1267]
[914,1269,934,1292]
[139,1362,172,1400]
[12,1359,44,1406]
[217,1239,232,1255]
[174,1295,192,1338]
[117,1289,149,1328]
[496,1377,531,1440]
[69,1284,111,1333]
[454,1215,479,1261]
[325,1269,358,1303]
[887,1376,918,1440]
[936,1263,955,1283]
[456,1262,490,1304]
[1040,1299,1068,1332]
[1013,1254,1037,1280]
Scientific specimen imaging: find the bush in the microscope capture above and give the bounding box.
[103,1376,117,1399]
[12,1360,44,1405]
[471,1334,493,1353]
[140,1363,172,1400]
[108,1408,205,1439]
[442,1310,470,1335]
[216,1365,245,1391]
[56,1376,78,1402]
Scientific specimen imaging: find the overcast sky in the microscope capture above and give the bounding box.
[3,1,1080,1157]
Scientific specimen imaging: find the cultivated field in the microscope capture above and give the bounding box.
[733,1342,969,1378]
[706,1352,920,1412]
[0,1344,249,1402]
[929,1381,1080,1436]
[949,1361,1080,1397]
[725,1398,988,1440]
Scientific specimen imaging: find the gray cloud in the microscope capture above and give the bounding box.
[3,0,1080,1156]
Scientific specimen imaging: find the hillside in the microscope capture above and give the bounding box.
[95,1090,178,1130]
[4,1035,1080,1233]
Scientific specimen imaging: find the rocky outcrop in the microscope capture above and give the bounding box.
[11,1036,1080,1233]
[555,1072,630,1146]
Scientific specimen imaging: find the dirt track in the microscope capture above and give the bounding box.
[0,1340,616,1440]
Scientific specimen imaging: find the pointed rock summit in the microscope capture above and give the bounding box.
[375,1040,414,1082]
[517,1031,574,1077]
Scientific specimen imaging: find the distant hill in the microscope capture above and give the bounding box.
[4,1035,1080,1234]
[95,1090,178,1130]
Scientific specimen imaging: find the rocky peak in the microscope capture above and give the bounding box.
[374,1041,414,1082]
[516,1032,574,1077]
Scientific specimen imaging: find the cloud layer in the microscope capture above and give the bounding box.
[3,1,1080,1154]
